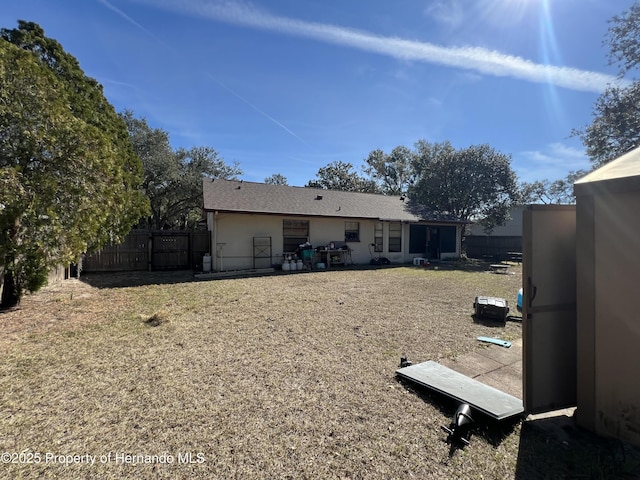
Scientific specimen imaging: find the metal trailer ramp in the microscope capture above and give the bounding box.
[396,361,524,420]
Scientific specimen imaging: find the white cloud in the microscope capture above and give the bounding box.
[424,1,466,29]
[132,0,625,94]
[516,142,591,182]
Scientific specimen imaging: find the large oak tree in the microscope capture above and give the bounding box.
[121,111,242,230]
[408,141,519,232]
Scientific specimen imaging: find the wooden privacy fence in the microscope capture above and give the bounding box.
[83,230,210,272]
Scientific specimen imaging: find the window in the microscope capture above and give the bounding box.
[374,222,383,252]
[283,219,309,253]
[345,222,360,242]
[389,222,402,252]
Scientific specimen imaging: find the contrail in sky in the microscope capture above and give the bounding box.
[97,0,306,143]
[206,74,307,144]
[132,0,624,94]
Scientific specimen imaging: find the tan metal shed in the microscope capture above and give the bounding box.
[574,146,640,448]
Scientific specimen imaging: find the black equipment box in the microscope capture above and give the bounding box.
[474,296,509,322]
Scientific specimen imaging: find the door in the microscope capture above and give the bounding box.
[522,205,577,414]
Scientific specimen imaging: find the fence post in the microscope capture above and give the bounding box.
[147,232,153,271]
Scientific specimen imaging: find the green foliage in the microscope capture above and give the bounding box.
[121,111,242,229]
[306,161,380,193]
[606,1,640,78]
[363,146,415,195]
[576,2,640,167]
[519,170,588,205]
[575,83,640,168]
[264,173,288,185]
[408,141,519,232]
[0,21,148,306]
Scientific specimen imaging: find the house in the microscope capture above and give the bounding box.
[201,179,465,271]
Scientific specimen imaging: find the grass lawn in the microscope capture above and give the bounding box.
[1,264,638,479]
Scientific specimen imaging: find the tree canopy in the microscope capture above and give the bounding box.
[363,146,415,195]
[576,1,640,167]
[408,141,519,232]
[0,22,148,307]
[519,170,587,205]
[264,173,288,185]
[306,161,379,193]
[121,111,242,230]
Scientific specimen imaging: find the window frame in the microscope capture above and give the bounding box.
[374,222,383,252]
[388,222,402,253]
[345,221,360,242]
[283,219,309,253]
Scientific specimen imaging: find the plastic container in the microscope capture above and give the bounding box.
[517,288,523,312]
[282,260,291,271]
[296,260,303,270]
[203,254,212,273]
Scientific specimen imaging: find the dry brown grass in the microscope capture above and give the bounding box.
[1,264,638,479]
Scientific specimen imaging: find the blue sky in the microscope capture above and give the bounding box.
[2,0,634,186]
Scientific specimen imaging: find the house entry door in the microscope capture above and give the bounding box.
[522,205,577,414]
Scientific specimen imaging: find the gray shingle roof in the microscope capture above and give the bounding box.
[202,179,453,222]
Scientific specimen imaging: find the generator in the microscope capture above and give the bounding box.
[473,296,509,323]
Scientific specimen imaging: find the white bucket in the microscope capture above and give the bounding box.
[203,254,212,273]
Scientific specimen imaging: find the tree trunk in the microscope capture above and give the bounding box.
[0,269,20,309]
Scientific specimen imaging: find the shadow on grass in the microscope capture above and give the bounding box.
[78,259,505,289]
[398,374,640,476]
[515,414,640,479]
[395,376,521,452]
[80,270,200,289]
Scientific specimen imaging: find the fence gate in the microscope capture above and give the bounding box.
[152,232,190,270]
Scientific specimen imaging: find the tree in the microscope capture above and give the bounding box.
[606,1,640,78]
[408,141,519,232]
[0,22,148,308]
[575,83,640,167]
[519,170,588,205]
[306,161,380,193]
[264,173,288,185]
[363,146,415,195]
[121,112,242,229]
[575,2,640,167]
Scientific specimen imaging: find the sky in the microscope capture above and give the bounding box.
[2,0,635,187]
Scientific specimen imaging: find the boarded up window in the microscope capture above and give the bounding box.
[389,222,402,252]
[283,219,309,252]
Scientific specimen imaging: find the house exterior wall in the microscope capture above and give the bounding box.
[577,190,640,448]
[206,212,461,271]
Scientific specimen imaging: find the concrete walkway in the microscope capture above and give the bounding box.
[440,338,523,400]
[440,338,577,427]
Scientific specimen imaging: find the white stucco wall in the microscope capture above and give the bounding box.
[207,212,460,271]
